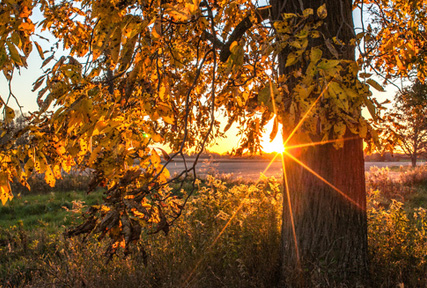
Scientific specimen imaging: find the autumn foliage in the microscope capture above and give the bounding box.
[1,0,426,271]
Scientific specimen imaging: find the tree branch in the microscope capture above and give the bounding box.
[203,5,272,62]
[220,5,271,62]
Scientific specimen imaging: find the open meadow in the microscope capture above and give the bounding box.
[1,165,427,287]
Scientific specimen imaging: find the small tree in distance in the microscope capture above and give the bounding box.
[385,81,427,167]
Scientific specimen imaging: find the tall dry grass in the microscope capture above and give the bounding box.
[1,167,427,287]
[1,175,282,288]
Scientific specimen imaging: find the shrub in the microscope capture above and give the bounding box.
[368,196,427,287]
[366,166,415,203]
[399,165,427,187]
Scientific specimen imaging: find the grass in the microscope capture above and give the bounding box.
[0,190,103,233]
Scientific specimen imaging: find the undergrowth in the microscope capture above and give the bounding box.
[366,166,427,287]
[0,167,427,287]
[0,175,282,288]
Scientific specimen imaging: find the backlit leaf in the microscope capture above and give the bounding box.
[0,175,12,205]
[4,106,15,124]
[34,41,45,60]
[366,79,385,92]
[270,117,278,142]
[362,94,377,121]
[6,41,23,66]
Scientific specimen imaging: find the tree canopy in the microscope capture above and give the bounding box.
[383,81,427,167]
[1,0,425,259]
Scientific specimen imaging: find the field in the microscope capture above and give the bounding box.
[1,166,427,287]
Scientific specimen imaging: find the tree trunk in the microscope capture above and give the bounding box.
[270,0,369,286]
[411,155,417,167]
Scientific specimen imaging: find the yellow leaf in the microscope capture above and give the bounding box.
[163,115,174,125]
[4,106,15,124]
[62,156,74,173]
[151,134,162,142]
[333,122,346,148]
[359,119,368,138]
[366,79,385,92]
[109,27,122,66]
[6,41,23,66]
[152,19,162,39]
[0,46,7,68]
[285,51,302,67]
[317,59,340,75]
[53,164,62,179]
[362,94,377,121]
[329,82,346,100]
[294,84,315,100]
[88,146,102,164]
[229,41,239,53]
[93,120,108,136]
[310,47,322,63]
[166,7,191,21]
[150,150,161,166]
[0,175,12,205]
[317,4,327,19]
[303,8,313,18]
[282,13,297,19]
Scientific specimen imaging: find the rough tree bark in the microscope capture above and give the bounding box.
[270,0,369,286]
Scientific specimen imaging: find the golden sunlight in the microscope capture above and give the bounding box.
[262,135,285,153]
[261,121,285,153]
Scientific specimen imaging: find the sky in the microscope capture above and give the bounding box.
[0,2,398,155]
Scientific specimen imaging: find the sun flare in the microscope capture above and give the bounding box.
[262,134,285,153]
[261,121,285,153]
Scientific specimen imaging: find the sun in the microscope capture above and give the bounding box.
[261,131,285,153]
